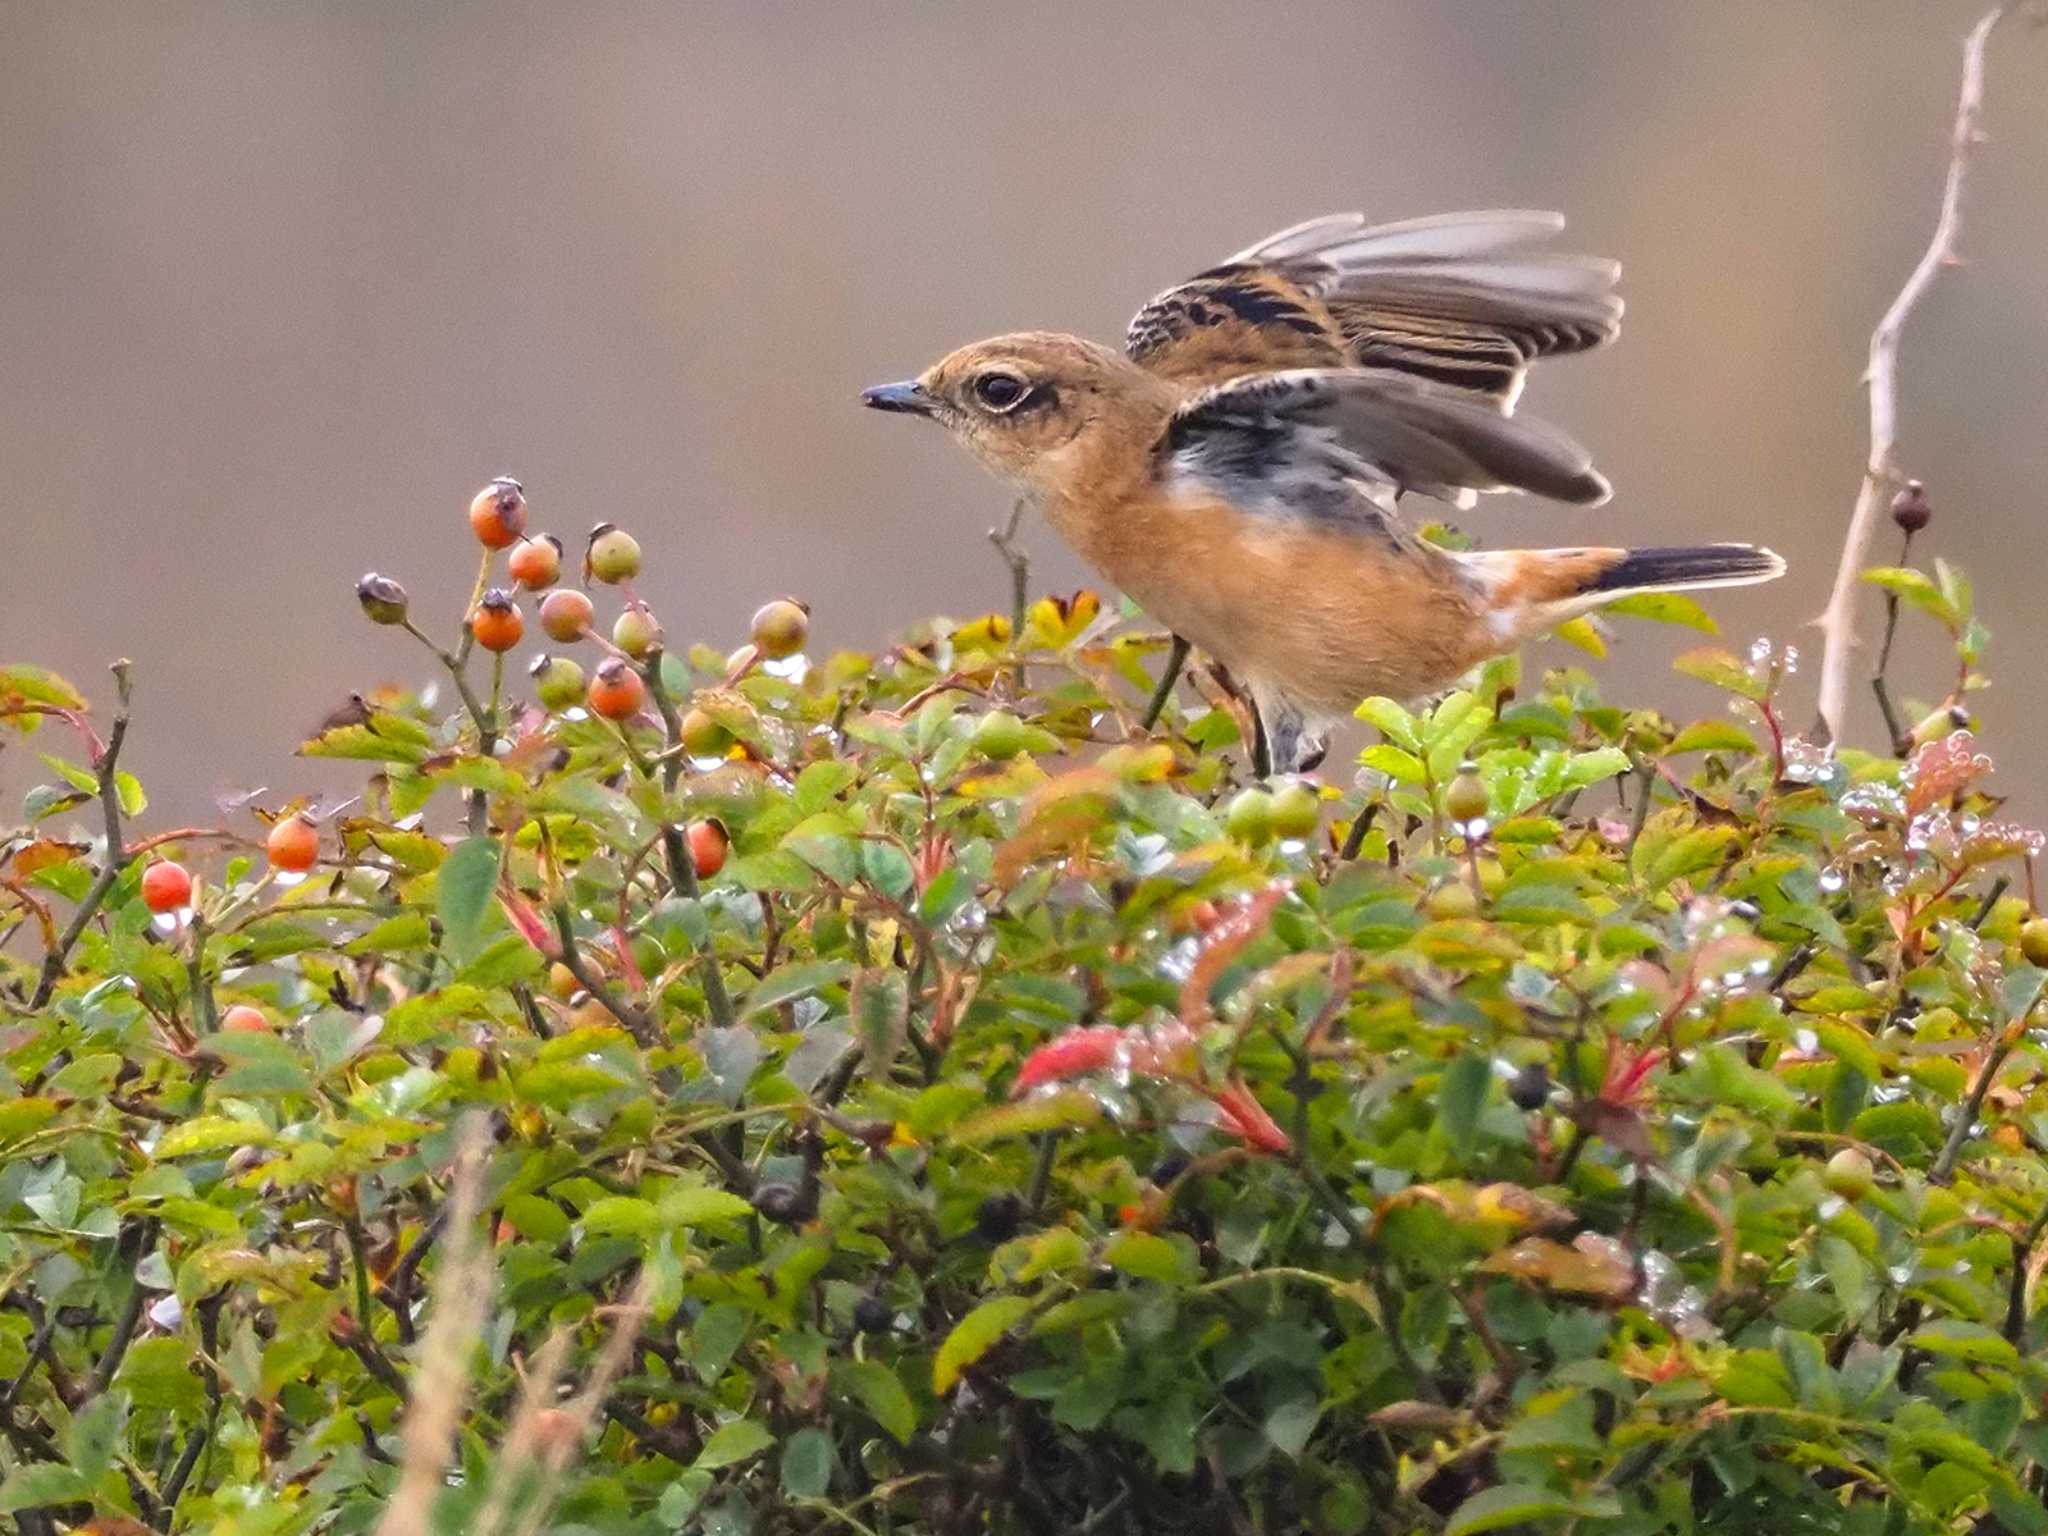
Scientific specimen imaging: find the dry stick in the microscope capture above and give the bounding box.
[1813,6,2008,743]
[30,660,134,1009]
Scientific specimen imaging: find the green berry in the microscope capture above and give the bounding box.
[585,524,642,584]
[1444,767,1489,824]
[1268,779,1320,840]
[1224,787,1276,845]
[972,710,1034,760]
[612,606,662,658]
[2019,917,2048,967]
[1823,1147,1875,1203]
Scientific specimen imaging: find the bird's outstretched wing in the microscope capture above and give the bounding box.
[1160,368,1611,527]
[1127,211,1622,407]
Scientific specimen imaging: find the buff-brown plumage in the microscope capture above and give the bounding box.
[865,210,1783,771]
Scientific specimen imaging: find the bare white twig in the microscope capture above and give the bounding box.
[1813,6,2007,744]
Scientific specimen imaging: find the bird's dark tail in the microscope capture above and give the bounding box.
[1580,544,1786,598]
[1476,543,1786,635]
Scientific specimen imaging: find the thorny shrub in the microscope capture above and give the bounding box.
[2,489,2047,1536]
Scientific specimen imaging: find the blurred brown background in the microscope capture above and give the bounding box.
[4,2,2045,826]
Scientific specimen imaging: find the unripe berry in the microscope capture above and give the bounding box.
[1268,779,1320,840]
[612,606,662,659]
[972,710,1033,760]
[1224,787,1275,845]
[679,707,733,758]
[584,523,642,584]
[356,572,409,626]
[529,653,586,712]
[1425,881,1479,920]
[470,589,524,653]
[1444,766,1489,824]
[2019,917,2048,967]
[686,820,728,880]
[749,598,809,660]
[220,1005,271,1034]
[141,860,193,914]
[508,534,563,591]
[265,813,319,874]
[587,657,646,720]
[469,477,528,550]
[1824,1146,1875,1203]
[546,961,581,1001]
[539,588,595,643]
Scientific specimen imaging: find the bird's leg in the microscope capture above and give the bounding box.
[1256,695,1307,779]
[1139,634,1192,732]
[1251,709,1272,780]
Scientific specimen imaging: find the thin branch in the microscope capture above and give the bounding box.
[989,499,1031,641]
[30,660,134,1008]
[640,648,738,1032]
[1814,6,2007,742]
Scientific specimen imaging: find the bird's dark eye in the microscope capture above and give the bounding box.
[973,372,1027,411]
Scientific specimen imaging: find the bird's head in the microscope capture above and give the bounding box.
[862,332,1160,496]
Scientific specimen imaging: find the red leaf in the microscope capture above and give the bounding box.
[1207,1078,1291,1155]
[1178,883,1289,1027]
[1011,1026,1124,1097]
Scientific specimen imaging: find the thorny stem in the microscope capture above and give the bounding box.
[30,660,134,1008]
[641,648,738,1031]
[989,499,1031,642]
[1872,527,1916,753]
[2006,1199,2048,1344]
[1814,5,2008,742]
[1931,1010,2029,1185]
[403,618,495,835]
[549,902,659,1046]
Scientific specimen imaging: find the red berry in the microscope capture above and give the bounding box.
[469,478,528,549]
[538,589,594,643]
[508,535,563,591]
[587,657,646,720]
[141,861,193,914]
[220,1005,271,1034]
[471,589,524,653]
[265,813,319,874]
[687,820,728,880]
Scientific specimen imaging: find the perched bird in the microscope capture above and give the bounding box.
[864,210,1784,772]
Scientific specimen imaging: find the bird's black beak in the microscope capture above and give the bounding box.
[861,380,936,417]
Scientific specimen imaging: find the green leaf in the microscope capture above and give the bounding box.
[1103,1230,1197,1285]
[934,1295,1033,1393]
[1673,646,1766,699]
[156,1115,273,1158]
[1446,1484,1613,1534]
[741,959,849,1017]
[694,1416,775,1470]
[117,1335,205,1414]
[780,1425,834,1499]
[1354,696,1420,748]
[662,1185,755,1227]
[1605,590,1718,631]
[0,664,86,713]
[0,1462,93,1513]
[1863,566,1960,626]
[436,836,501,965]
[833,1360,917,1443]
[1436,1053,1491,1148]
[581,1196,662,1237]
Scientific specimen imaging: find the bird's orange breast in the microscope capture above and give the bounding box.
[1046,484,1497,716]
